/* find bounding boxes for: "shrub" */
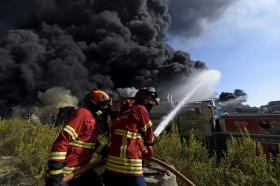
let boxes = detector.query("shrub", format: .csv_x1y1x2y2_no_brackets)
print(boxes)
154,126,280,186
220,129,279,186
273,145,280,183
16,124,59,185
155,125,219,186
0,119,59,185
0,119,30,155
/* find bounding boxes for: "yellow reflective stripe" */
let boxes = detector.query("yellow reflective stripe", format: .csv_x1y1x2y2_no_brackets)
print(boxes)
48,169,64,175
63,125,78,140
48,152,67,160
48,166,80,175
141,120,152,132
63,166,80,174
69,140,95,149
106,162,143,175
114,129,143,139
120,136,127,158
107,155,142,167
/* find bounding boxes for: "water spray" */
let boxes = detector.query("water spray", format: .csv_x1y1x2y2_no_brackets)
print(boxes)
154,81,203,136
154,70,221,137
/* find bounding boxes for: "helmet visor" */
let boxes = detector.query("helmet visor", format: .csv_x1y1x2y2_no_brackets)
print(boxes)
98,98,112,109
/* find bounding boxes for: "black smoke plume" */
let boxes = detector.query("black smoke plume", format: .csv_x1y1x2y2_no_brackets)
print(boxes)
0,0,209,107
218,89,248,103
168,0,235,37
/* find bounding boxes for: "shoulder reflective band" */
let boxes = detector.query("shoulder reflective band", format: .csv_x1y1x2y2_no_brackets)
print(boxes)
63,125,78,140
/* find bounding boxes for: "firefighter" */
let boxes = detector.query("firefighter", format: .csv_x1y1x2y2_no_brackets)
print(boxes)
45,89,111,186
103,87,160,186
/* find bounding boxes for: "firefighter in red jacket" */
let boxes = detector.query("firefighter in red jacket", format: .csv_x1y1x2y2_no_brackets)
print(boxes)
46,89,111,186
103,87,160,186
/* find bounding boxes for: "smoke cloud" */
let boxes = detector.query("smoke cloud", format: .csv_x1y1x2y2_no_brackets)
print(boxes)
218,89,248,104
32,87,78,123
116,87,139,99
0,0,208,108
168,0,236,37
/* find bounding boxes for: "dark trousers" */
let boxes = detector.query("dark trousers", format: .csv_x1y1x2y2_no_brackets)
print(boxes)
46,170,103,186
102,170,147,186
69,170,103,186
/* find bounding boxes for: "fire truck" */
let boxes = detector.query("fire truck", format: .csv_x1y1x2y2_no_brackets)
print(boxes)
150,99,280,158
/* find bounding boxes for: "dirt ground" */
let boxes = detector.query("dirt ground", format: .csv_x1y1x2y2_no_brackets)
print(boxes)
0,156,15,179
0,155,34,186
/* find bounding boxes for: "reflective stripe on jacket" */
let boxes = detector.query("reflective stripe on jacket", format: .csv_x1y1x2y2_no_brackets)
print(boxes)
48,107,102,174
106,105,155,176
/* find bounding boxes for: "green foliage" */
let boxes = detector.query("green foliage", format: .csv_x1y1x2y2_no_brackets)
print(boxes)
155,126,280,186
0,119,30,155
0,119,59,185
154,124,186,170
155,125,219,186
220,130,279,186
16,125,59,184
273,145,280,184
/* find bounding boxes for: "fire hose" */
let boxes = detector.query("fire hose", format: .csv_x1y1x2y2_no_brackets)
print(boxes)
63,157,196,186
149,157,196,186
63,159,106,182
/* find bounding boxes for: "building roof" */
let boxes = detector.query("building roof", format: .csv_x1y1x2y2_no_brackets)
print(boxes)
222,113,280,118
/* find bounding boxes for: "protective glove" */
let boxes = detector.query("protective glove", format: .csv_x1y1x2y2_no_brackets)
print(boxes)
144,134,158,146
152,134,158,145
142,146,154,159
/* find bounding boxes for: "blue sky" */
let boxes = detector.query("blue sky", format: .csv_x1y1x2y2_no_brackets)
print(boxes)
168,0,280,107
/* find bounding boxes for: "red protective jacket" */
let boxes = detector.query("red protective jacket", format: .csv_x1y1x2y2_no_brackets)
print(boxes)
106,104,155,176
48,107,104,175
